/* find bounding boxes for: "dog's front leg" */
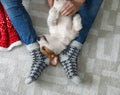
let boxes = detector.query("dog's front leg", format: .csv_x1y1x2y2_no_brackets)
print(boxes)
72,14,82,32
47,7,59,26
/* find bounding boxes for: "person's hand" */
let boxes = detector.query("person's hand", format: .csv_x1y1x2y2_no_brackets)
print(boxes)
60,0,85,16
48,0,54,8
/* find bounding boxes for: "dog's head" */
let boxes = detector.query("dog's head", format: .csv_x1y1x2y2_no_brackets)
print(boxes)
37,35,49,49
37,36,58,67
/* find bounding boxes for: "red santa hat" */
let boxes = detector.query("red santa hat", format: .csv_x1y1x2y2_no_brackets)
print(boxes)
0,3,22,51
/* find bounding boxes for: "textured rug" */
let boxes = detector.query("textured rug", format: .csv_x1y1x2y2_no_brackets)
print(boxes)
0,0,120,95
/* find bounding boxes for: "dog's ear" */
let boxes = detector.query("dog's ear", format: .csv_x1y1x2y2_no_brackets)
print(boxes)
50,55,58,67
37,36,48,42
37,36,41,41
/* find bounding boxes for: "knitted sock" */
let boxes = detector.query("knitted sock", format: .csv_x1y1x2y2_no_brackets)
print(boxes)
25,42,49,84
59,41,82,84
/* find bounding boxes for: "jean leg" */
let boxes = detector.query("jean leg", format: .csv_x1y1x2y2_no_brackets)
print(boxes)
75,0,103,44
0,0,37,45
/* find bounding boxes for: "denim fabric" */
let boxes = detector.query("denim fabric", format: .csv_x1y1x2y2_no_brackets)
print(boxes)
0,0,37,45
75,0,103,44
0,0,103,45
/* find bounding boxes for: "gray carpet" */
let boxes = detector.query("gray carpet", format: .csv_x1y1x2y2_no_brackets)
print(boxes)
0,0,120,95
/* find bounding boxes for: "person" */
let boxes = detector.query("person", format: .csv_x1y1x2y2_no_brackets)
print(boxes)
48,0,103,84
0,0,103,84
0,0,49,84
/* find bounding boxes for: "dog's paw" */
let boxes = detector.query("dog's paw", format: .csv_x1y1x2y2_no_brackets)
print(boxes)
47,18,57,26
73,14,82,31
47,7,59,25
49,7,59,19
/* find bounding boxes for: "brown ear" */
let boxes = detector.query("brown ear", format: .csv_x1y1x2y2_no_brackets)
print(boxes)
50,55,58,67
40,46,58,67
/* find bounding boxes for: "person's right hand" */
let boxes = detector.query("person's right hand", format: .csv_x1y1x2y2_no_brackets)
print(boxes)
60,0,85,16
48,0,54,8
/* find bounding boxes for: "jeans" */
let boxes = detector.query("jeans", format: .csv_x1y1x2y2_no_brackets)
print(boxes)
0,0,103,45
0,0,37,45
75,0,103,44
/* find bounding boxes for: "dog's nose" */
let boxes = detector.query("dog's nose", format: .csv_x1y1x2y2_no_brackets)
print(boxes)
37,37,40,41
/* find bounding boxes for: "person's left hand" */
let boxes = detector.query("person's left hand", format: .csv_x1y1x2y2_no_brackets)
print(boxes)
60,0,85,16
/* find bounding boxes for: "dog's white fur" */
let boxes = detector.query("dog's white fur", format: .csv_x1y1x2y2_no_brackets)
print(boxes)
38,0,82,54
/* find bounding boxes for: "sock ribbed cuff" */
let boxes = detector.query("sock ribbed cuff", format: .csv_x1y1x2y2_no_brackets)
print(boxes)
26,42,39,51
70,41,82,49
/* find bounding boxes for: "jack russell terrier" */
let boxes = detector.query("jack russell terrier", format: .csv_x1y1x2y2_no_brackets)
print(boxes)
37,0,82,66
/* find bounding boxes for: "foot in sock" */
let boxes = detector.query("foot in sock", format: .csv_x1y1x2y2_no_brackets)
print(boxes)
25,49,49,84
59,41,82,84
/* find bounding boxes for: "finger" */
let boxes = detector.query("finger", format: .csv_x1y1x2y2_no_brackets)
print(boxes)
60,1,70,13
64,9,75,16
61,4,74,15
63,7,73,16
62,7,72,16
62,7,76,16
61,8,68,15
65,5,73,12
64,11,73,16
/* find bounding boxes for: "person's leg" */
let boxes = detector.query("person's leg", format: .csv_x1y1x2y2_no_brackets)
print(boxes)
59,0,103,84
0,0,49,84
75,0,103,44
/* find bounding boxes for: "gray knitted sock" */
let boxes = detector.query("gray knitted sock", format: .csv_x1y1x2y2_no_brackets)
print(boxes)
25,42,49,84
59,41,82,84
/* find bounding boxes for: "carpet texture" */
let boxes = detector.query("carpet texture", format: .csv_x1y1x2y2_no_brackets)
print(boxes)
0,0,120,95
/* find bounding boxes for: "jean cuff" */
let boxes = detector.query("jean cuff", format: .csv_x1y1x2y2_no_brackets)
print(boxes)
70,41,82,49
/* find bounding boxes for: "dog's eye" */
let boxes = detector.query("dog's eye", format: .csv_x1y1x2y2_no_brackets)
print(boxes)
43,36,48,42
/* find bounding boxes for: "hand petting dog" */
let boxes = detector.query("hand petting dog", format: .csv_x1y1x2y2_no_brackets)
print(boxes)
48,0,85,16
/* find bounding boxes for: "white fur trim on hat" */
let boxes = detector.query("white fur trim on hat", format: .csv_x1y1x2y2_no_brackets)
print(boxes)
0,41,22,52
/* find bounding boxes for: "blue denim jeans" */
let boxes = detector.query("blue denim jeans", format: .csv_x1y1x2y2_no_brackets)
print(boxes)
0,0,103,45
0,0,37,45
75,0,103,44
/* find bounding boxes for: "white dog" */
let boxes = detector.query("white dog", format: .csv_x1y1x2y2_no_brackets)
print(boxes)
38,0,82,66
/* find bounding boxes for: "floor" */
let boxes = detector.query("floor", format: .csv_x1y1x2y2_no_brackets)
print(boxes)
0,0,120,95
